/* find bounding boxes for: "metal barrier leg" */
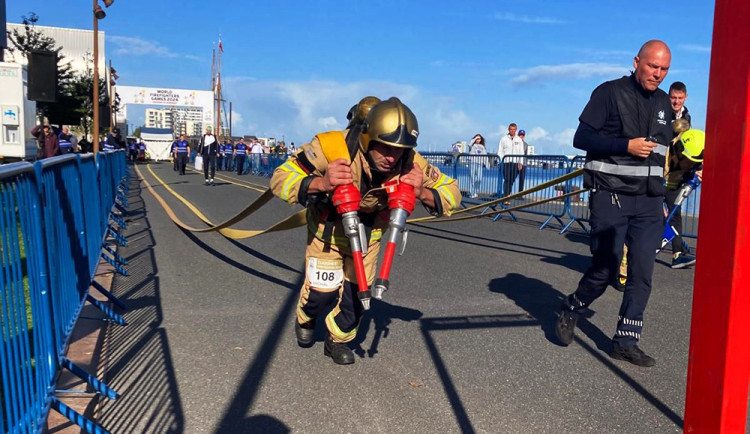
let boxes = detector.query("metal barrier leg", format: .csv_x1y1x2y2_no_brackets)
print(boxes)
493,208,517,222
107,225,127,247
91,280,128,310
539,215,565,231
103,243,129,266
51,397,112,434
114,201,128,216
60,357,120,400
110,213,128,230
560,217,589,235
86,294,128,326
101,251,129,276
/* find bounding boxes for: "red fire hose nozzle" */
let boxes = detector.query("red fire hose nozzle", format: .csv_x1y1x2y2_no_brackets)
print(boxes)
332,184,372,309
373,182,416,300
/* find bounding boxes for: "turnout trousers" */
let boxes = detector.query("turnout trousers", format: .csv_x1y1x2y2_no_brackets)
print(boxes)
565,189,663,346
297,233,380,344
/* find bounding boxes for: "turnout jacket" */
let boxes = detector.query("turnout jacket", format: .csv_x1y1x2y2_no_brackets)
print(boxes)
575,75,671,196
270,130,460,247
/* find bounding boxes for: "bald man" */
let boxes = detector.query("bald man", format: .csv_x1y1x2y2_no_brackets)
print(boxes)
555,40,673,367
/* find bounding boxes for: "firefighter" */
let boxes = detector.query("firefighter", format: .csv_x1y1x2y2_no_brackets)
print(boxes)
270,97,460,365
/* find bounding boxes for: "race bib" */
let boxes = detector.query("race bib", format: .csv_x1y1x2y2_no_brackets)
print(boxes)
307,258,344,289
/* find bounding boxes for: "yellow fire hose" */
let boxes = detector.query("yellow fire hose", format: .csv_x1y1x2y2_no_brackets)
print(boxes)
135,164,585,238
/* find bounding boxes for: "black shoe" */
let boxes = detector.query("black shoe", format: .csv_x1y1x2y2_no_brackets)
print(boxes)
611,344,656,367
324,334,354,365
294,320,315,346
555,309,578,346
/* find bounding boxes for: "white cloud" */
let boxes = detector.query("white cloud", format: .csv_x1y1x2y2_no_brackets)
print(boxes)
522,127,577,154
494,12,565,24
507,63,629,86
108,35,201,61
678,44,711,53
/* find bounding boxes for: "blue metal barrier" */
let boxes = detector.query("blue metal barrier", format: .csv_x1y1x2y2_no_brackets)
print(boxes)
561,156,590,234
1,151,128,433
502,155,571,230
0,162,57,434
454,154,500,199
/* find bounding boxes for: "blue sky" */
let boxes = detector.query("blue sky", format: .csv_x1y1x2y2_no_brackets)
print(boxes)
7,1,715,153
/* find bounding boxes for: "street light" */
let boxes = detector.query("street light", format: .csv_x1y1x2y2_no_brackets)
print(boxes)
93,0,114,154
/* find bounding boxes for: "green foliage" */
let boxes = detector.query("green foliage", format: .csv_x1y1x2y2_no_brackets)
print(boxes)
133,126,142,138
5,12,119,133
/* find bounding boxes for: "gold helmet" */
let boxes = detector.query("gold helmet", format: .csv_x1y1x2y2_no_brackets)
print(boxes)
361,97,419,152
347,96,381,128
672,118,690,135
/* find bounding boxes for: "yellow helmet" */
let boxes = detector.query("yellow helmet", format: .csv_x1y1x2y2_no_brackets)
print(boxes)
347,96,381,128
361,97,419,152
679,129,705,163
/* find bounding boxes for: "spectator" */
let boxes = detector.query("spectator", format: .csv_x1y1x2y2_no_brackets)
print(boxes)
170,137,179,170
78,137,92,153
555,40,673,367
250,138,263,174
174,134,190,175
665,81,697,268
58,126,74,154
224,138,235,171
138,139,147,161
497,123,524,203
468,134,487,198
197,126,219,184
103,128,121,151
669,81,691,125
289,142,295,154
30,124,59,159
517,129,530,191
234,138,248,175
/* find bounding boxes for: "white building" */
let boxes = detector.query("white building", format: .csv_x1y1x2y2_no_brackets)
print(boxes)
6,23,106,75
527,145,536,156
145,108,173,129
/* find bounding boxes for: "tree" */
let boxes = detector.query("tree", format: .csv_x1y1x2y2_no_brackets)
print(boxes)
6,13,74,114
132,127,142,138
5,12,116,133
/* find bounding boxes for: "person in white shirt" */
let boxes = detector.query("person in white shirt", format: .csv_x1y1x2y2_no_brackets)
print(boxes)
497,123,525,201
250,139,263,174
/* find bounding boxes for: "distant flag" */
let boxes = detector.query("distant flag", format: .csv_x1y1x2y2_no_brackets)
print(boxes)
218,39,224,53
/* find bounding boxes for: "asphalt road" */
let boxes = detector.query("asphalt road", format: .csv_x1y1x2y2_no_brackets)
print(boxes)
96,161,699,434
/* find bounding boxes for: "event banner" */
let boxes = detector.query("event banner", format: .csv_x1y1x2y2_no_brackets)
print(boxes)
115,85,214,124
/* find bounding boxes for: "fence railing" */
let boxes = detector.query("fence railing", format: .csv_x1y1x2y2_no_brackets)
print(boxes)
0,150,129,434
190,150,701,238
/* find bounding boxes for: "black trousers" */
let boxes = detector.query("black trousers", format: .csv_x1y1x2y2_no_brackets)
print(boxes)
503,162,519,196
565,190,663,347
665,188,684,254
203,154,216,180
235,155,246,175
518,166,526,191
177,154,188,175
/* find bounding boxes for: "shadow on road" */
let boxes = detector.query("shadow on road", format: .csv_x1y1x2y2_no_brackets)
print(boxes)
98,171,185,433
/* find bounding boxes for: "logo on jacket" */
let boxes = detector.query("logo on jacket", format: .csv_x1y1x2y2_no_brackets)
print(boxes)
657,110,667,125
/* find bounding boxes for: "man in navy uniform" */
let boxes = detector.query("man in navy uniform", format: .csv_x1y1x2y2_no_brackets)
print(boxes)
555,40,673,367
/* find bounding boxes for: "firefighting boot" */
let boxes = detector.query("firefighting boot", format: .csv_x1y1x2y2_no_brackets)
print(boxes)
294,320,315,347
324,334,355,365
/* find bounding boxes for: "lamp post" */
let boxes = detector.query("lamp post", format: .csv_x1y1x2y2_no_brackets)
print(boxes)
92,0,114,154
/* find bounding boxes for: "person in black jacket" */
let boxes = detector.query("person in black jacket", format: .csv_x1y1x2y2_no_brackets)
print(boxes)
555,40,673,367
197,126,219,185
